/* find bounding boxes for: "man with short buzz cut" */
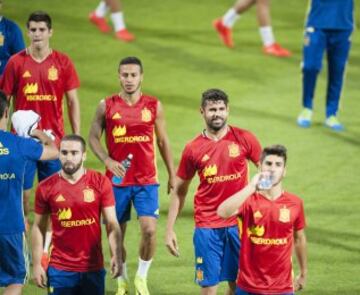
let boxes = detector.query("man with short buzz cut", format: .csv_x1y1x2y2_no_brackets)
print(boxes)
0,90,58,295
166,89,261,295
0,10,81,262
218,145,307,295
32,134,122,295
89,56,175,295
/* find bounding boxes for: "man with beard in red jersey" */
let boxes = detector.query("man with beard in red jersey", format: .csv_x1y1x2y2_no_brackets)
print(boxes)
89,56,175,295
32,135,122,295
166,89,261,295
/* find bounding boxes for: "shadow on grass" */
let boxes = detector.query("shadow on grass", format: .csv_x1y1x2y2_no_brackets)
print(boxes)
306,226,360,254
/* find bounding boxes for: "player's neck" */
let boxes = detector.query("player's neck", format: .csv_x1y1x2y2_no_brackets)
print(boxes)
60,167,86,184
204,125,228,141
0,120,6,131
28,45,52,62
262,183,283,200
120,90,142,106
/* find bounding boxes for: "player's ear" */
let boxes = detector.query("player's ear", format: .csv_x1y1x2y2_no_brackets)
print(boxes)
200,107,204,115
82,151,87,162
49,28,53,37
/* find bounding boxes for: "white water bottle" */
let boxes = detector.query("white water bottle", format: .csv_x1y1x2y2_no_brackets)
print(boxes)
257,172,273,190
112,154,133,185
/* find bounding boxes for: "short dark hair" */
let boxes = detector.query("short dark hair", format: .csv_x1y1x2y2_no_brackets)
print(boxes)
118,56,143,73
61,134,86,152
27,11,52,29
201,88,229,108
0,90,9,119
260,145,287,165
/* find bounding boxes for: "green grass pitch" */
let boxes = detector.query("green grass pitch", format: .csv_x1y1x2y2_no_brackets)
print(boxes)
4,0,360,294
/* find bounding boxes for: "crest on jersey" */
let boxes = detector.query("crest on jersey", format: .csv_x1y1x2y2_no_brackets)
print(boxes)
228,143,240,158
196,269,203,282
83,188,95,203
201,154,210,162
112,125,126,137
55,194,66,202
141,107,151,122
112,112,121,120
0,33,4,46
23,83,38,94
203,164,217,178
196,257,203,264
22,70,32,78
304,36,310,46
48,65,58,81
279,207,290,223
57,208,72,220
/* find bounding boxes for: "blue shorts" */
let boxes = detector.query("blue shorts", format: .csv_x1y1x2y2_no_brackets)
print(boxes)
23,159,61,190
47,266,106,295
113,184,159,223
236,287,294,295
193,225,240,287
0,233,27,287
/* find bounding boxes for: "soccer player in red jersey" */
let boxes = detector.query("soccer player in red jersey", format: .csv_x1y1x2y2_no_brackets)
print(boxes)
0,10,81,262
213,0,291,57
218,145,307,295
31,135,122,295
166,89,261,295
89,56,175,295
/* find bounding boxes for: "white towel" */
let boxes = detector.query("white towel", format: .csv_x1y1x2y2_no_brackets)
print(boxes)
11,110,41,138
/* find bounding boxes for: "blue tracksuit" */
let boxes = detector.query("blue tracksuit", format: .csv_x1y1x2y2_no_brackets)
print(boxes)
0,17,25,75
302,0,353,117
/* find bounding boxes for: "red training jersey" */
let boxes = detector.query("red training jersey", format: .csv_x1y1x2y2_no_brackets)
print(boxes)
0,49,80,145
104,94,158,186
35,170,115,272
237,191,306,294
177,126,261,228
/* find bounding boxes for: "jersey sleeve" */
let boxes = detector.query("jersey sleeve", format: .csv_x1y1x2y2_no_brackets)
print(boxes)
176,144,196,180
63,55,80,91
35,184,50,214
17,137,43,162
294,200,306,231
243,130,262,165
100,176,115,208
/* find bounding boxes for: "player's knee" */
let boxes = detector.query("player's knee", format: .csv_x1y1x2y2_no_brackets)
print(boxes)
141,226,156,240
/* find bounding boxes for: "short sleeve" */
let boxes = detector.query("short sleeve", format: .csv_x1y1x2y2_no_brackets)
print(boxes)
18,137,43,162
35,184,50,214
243,131,262,165
176,144,196,180
294,200,306,231
100,176,115,208
63,55,80,91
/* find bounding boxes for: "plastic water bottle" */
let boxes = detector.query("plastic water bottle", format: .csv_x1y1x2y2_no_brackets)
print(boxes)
112,154,133,185
257,172,273,190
